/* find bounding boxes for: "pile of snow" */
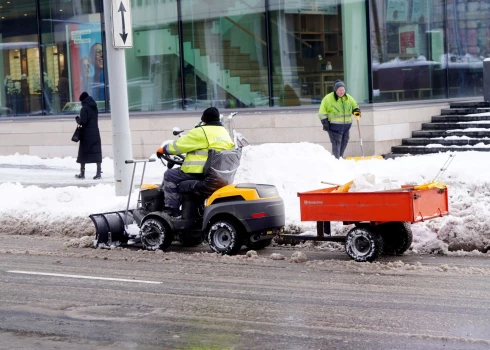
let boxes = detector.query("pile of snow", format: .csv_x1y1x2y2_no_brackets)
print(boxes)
0,144,490,255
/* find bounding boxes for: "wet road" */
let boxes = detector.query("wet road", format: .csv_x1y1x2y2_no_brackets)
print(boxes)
0,236,489,349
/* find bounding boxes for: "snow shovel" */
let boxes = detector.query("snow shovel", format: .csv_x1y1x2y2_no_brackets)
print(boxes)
346,113,384,161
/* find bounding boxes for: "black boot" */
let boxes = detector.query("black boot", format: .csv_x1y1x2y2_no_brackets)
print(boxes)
93,163,102,180
75,164,85,179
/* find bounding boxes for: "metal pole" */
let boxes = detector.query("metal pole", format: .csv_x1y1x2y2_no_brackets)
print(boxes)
124,161,137,228
102,0,133,196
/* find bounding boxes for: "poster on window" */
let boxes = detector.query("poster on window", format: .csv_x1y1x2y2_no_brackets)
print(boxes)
399,25,419,55
411,0,429,23
68,23,105,102
285,0,338,15
387,0,408,22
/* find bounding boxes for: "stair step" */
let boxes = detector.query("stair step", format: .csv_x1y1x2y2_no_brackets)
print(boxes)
240,76,267,84
431,115,490,122
440,107,490,115
224,62,260,70
230,69,265,77
421,122,490,130
391,146,490,154
402,138,490,146
382,153,411,159
412,130,490,137
449,101,490,109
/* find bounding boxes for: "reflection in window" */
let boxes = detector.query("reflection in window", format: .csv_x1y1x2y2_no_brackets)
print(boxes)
0,0,39,117
370,0,486,102
127,1,182,111
181,0,268,110
269,0,367,106
41,11,105,113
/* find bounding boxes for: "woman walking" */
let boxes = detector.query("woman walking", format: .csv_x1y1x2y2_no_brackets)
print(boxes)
75,92,102,179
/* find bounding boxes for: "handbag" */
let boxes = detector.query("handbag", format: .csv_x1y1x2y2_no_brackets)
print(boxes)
71,125,82,143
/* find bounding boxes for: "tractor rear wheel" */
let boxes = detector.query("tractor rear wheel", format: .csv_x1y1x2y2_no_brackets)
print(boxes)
208,220,243,255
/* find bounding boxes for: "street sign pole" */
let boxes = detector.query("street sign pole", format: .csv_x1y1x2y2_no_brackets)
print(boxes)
103,0,134,196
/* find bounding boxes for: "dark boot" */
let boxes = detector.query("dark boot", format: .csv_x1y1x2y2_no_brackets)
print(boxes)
75,164,85,179
93,163,102,180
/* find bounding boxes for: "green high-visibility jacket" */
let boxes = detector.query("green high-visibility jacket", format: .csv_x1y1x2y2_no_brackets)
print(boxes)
164,125,234,174
318,92,359,133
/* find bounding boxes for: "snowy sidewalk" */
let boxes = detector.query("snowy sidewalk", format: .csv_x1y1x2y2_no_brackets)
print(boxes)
0,157,162,188
0,146,490,256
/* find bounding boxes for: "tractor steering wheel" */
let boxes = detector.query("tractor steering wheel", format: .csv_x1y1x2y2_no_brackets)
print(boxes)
160,153,185,167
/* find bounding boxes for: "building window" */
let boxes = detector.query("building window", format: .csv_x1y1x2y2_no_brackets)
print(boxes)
180,0,268,110
269,0,368,106
370,0,486,102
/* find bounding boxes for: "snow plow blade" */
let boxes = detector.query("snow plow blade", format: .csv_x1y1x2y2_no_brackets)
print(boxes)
90,211,134,248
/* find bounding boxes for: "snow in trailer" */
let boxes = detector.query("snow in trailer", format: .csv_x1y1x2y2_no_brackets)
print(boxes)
0,142,489,257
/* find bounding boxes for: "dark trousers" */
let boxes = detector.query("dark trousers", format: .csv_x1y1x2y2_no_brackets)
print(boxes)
327,130,350,159
163,168,201,209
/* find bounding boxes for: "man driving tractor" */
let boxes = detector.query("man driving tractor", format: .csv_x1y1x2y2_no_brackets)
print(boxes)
156,107,235,217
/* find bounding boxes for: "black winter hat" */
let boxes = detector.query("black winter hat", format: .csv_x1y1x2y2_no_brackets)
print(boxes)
201,107,220,123
79,92,89,102
333,80,345,92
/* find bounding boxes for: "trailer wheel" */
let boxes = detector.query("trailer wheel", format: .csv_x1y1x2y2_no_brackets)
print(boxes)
208,220,243,255
179,236,204,247
378,222,413,255
345,227,384,262
245,237,273,250
140,217,173,251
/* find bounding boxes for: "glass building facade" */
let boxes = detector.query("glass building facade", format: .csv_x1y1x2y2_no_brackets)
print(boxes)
0,0,487,117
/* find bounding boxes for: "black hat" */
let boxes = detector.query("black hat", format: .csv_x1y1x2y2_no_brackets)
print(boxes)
201,107,220,123
79,92,89,102
333,80,345,92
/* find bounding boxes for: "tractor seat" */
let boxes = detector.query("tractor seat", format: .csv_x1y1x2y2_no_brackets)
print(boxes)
177,179,214,198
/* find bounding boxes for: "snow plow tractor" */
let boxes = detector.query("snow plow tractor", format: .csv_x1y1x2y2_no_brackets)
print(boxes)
90,158,285,255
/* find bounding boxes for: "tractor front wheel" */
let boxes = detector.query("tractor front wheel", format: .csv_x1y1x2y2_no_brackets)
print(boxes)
140,217,173,251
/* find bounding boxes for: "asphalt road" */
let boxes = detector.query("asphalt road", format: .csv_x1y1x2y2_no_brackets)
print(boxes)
0,235,489,350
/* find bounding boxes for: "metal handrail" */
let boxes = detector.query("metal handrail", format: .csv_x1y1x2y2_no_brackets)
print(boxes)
223,16,267,46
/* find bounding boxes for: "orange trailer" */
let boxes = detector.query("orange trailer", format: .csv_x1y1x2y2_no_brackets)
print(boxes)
283,186,449,262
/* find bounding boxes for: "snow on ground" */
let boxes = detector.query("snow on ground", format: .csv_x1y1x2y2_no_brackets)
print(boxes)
0,144,490,256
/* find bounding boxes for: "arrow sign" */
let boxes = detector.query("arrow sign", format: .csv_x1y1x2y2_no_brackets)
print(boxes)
112,0,132,48
118,2,128,44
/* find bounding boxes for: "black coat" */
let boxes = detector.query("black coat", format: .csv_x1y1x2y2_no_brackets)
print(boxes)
76,96,102,164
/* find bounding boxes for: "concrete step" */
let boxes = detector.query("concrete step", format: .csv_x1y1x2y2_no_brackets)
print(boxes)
412,130,490,137
402,138,490,146
421,122,490,130
382,153,411,159
431,115,490,122
440,107,490,115
449,101,490,109
391,145,490,154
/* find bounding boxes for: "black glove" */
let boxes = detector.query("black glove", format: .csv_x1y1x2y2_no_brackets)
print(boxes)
321,118,329,131
353,108,361,117
75,116,81,124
